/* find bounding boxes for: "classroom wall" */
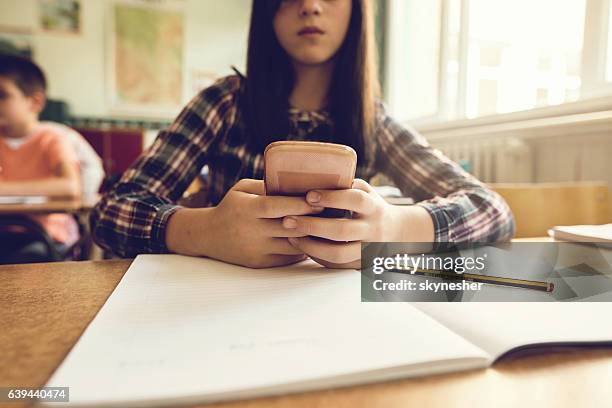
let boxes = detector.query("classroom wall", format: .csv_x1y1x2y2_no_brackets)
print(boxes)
0,0,250,119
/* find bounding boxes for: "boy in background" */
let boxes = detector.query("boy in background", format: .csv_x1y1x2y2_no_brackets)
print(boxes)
40,121,105,198
0,54,80,263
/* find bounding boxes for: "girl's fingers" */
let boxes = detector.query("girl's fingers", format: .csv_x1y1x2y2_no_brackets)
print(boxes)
268,237,305,255
282,216,368,241
310,256,361,270
352,178,375,193
253,195,322,219
288,237,361,265
233,178,265,195
305,188,376,215
263,219,310,238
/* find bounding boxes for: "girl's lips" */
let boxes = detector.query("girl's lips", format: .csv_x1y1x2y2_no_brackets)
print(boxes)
298,26,324,36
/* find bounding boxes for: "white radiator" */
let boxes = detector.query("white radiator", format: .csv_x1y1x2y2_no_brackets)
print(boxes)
431,137,533,183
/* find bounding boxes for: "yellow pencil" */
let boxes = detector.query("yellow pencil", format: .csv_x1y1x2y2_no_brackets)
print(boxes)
390,267,554,292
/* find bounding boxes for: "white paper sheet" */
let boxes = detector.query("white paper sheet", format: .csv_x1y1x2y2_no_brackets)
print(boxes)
414,303,612,359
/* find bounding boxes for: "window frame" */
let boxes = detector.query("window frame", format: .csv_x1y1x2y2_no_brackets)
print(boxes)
384,0,612,126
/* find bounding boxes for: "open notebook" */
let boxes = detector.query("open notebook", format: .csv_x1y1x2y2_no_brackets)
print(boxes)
549,224,612,248
44,254,612,407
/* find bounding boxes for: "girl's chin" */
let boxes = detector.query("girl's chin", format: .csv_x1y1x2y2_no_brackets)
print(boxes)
291,53,335,67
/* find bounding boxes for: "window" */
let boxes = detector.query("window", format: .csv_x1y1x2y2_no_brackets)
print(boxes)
464,0,584,118
386,0,610,123
384,0,442,120
607,2,612,82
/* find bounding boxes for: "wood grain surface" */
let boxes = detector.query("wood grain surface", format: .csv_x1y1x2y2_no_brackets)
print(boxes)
2,260,612,408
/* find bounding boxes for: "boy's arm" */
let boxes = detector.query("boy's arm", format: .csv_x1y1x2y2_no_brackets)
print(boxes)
0,159,80,197
0,131,81,198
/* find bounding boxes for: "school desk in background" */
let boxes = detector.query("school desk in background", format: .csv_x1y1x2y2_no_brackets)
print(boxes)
0,195,99,261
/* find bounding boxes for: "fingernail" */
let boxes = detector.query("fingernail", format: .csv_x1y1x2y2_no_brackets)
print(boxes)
283,217,297,229
311,206,324,212
307,191,321,203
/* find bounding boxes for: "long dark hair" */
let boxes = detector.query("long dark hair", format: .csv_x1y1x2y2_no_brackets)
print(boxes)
244,0,379,166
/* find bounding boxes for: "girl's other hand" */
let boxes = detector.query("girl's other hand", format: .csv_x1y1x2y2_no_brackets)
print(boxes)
282,179,434,269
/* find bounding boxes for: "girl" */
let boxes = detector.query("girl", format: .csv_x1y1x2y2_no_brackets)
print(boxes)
91,0,515,269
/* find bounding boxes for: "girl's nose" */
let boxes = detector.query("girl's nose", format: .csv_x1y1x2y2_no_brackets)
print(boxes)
299,0,322,17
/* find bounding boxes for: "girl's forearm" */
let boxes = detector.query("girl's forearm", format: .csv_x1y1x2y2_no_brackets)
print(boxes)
392,205,435,244
0,178,80,198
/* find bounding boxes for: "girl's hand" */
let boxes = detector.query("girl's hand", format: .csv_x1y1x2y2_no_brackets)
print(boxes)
166,178,322,268
281,179,434,269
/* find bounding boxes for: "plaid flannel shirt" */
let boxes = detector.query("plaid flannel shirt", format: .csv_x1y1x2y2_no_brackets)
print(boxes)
91,75,515,257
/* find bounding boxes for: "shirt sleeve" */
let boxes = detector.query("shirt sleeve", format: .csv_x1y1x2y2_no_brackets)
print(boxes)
90,76,240,257
45,122,106,195
374,104,515,249
45,131,79,173
65,125,105,195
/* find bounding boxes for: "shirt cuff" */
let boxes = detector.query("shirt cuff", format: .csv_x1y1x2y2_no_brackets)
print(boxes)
415,202,454,251
150,204,184,253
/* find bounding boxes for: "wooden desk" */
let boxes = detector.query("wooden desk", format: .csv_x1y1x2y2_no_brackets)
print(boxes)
2,260,612,408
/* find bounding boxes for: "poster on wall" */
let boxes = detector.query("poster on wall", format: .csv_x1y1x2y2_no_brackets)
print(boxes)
39,0,81,34
107,0,185,118
190,69,219,98
0,27,34,57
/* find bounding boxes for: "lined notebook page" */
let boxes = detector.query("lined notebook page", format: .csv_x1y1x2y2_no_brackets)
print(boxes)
414,303,612,359
45,254,488,407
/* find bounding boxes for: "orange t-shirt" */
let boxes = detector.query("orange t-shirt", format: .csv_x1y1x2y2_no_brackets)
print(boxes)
0,126,79,245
